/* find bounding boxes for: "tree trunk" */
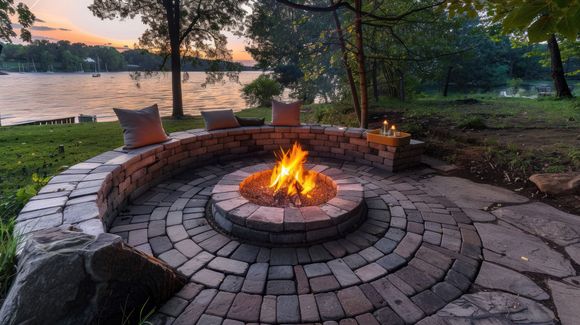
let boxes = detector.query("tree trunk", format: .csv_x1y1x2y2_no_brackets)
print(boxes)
165,0,184,118
372,60,379,102
331,5,361,124
443,66,452,97
547,34,573,98
398,69,405,101
354,0,368,129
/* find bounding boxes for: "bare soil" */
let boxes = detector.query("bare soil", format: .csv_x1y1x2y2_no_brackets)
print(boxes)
369,112,580,215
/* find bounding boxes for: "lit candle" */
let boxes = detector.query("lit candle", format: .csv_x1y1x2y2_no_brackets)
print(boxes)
382,120,388,135
390,125,397,137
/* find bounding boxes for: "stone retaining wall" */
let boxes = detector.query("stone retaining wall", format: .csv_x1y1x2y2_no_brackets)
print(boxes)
15,125,424,241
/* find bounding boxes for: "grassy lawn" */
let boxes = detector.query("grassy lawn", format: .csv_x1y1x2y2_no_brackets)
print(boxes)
0,107,272,196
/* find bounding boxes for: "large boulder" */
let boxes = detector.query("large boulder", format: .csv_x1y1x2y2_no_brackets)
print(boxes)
0,227,186,325
529,172,580,195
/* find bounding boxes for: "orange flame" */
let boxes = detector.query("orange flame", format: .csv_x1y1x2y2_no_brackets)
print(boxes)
270,142,316,197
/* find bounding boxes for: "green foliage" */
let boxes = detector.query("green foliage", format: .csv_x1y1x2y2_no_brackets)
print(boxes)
89,0,247,65
448,0,580,42
120,298,156,325
0,108,271,196
458,117,487,130
305,104,359,127
241,75,283,107
508,78,524,94
0,40,126,72
0,0,35,45
0,215,18,298
0,173,46,298
568,149,580,168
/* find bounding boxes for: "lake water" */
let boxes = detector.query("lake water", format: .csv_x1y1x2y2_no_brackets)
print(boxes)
0,71,262,126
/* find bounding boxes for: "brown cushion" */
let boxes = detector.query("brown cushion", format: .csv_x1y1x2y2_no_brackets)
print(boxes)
201,109,240,131
235,116,265,127
113,104,170,149
271,100,301,126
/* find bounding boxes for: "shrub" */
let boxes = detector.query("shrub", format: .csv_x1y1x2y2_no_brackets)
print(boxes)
0,173,49,297
0,217,18,297
507,78,523,95
241,75,283,107
458,117,487,130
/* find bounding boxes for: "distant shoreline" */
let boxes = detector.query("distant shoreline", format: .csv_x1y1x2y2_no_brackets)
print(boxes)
0,70,259,75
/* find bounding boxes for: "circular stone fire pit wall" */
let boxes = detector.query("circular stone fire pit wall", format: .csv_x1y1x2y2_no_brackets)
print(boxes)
211,164,366,245
15,125,424,246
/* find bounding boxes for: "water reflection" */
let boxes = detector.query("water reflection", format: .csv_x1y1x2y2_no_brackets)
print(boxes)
0,71,261,125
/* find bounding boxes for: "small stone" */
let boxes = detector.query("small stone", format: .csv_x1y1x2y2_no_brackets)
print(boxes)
529,172,580,195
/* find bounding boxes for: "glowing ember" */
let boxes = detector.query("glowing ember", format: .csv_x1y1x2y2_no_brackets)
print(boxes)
270,142,316,198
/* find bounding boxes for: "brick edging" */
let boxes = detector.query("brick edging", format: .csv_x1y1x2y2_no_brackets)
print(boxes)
15,125,424,243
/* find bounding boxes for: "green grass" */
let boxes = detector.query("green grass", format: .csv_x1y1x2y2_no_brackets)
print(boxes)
0,107,271,196
0,216,18,297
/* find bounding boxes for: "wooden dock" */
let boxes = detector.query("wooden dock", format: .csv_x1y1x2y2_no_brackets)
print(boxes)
9,116,76,126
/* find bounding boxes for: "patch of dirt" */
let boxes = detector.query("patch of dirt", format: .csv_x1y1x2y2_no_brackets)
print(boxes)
368,113,580,215
467,128,580,153
428,136,580,215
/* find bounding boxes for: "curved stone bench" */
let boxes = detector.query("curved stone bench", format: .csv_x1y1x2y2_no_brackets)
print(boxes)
15,125,424,240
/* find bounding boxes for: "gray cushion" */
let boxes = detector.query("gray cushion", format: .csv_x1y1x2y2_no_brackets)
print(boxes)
202,109,240,131
236,116,265,126
271,100,301,126
113,104,170,149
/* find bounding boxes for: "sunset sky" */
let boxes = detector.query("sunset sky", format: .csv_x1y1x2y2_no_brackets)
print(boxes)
16,0,253,62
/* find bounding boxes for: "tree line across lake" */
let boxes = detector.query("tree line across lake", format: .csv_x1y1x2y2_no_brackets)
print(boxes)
0,40,251,73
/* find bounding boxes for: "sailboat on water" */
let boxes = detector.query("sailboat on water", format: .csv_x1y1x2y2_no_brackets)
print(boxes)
92,56,101,78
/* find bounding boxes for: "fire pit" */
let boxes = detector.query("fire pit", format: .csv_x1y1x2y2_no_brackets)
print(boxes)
210,143,366,245
240,143,336,207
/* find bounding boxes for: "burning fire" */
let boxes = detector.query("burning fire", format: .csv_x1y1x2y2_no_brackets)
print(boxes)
269,142,316,198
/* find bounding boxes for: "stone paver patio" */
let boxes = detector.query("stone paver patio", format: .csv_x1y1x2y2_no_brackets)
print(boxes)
108,156,580,324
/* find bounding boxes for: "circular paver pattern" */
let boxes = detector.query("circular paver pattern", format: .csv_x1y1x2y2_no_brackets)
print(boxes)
110,157,483,324
211,163,366,246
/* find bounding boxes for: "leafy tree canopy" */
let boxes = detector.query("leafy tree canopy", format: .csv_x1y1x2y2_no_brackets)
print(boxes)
89,0,247,65
0,0,35,50
448,0,580,42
